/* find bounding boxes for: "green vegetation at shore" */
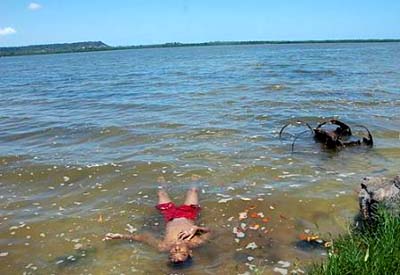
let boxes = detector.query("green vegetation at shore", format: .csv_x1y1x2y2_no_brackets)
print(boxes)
309,208,400,275
1,39,400,57
0,41,111,57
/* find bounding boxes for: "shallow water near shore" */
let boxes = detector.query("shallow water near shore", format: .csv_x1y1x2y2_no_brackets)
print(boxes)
1,43,400,274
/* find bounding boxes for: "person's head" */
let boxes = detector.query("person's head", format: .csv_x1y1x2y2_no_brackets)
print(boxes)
169,243,192,264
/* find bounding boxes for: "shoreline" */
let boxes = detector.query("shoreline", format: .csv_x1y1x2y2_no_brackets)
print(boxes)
1,38,400,58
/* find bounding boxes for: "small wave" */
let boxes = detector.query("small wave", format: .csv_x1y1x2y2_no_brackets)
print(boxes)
263,84,289,91
293,69,337,76
188,128,242,139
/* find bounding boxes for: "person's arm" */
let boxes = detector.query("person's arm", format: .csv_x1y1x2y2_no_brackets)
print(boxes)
103,232,162,250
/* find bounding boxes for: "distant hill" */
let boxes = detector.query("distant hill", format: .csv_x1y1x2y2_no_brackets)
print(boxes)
0,41,111,57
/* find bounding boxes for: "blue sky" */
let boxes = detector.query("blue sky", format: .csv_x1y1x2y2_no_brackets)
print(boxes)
0,0,399,47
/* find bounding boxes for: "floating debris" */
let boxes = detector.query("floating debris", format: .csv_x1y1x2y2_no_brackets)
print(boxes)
273,267,288,275
249,224,260,230
232,227,245,238
74,243,83,250
245,242,258,250
338,172,355,178
278,174,301,179
54,247,96,268
297,233,328,251
299,233,320,242
240,197,251,201
218,198,233,203
292,268,305,274
239,212,248,220
245,263,257,271
125,224,137,233
9,223,26,231
277,260,290,268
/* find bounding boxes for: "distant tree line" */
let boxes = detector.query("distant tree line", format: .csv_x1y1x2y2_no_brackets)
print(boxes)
0,41,111,57
1,39,399,57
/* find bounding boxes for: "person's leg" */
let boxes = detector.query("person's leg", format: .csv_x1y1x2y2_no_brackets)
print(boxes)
156,189,175,222
158,189,172,204
184,187,199,205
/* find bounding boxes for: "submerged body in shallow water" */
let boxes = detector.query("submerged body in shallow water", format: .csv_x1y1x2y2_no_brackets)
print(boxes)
103,188,211,264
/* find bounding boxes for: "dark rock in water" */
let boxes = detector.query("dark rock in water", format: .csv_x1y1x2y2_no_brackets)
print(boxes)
358,175,400,223
295,240,326,252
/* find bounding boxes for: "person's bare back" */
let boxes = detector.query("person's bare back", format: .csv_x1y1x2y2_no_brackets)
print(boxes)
103,188,211,264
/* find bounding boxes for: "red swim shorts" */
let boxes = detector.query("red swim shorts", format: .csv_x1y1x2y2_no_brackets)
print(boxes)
156,202,200,222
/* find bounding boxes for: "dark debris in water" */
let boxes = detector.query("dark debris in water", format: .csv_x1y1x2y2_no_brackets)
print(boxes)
294,239,327,252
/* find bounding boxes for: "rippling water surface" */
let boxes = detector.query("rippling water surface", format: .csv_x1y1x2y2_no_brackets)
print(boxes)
1,43,400,274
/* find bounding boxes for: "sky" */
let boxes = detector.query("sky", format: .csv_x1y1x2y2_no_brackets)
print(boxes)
0,0,399,47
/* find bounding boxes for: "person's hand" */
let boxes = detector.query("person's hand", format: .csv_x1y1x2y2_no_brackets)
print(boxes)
178,226,210,240
178,227,197,240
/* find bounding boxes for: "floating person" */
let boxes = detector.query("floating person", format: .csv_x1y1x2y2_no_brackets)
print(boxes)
103,187,211,264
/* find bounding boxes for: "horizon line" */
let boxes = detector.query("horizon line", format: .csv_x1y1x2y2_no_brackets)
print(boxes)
2,37,400,49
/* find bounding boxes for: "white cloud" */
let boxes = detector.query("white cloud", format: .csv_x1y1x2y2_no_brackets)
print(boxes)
0,27,16,36
28,2,42,11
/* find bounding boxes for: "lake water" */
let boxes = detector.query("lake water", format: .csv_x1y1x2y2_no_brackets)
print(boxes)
0,43,400,274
